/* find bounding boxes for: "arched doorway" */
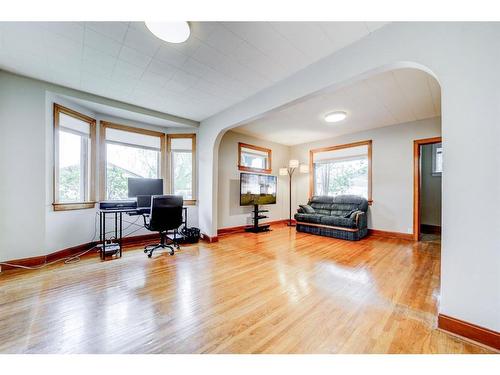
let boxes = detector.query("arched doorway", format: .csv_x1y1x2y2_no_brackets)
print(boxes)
202,64,441,239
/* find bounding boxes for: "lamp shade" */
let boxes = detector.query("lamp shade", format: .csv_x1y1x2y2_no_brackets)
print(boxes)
279,168,288,176
299,164,309,173
289,159,299,168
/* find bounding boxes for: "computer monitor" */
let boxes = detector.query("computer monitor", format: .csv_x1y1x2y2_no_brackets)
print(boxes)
127,178,163,198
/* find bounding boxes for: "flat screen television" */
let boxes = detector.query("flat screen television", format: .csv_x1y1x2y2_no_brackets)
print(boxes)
240,172,277,206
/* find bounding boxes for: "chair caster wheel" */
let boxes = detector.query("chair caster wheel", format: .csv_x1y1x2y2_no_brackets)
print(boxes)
147,253,152,258
144,249,148,253
170,251,175,256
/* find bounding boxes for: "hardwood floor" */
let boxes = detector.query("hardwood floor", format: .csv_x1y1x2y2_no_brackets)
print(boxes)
0,225,493,354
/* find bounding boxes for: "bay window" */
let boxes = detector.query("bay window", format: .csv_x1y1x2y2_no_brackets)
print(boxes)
54,111,197,207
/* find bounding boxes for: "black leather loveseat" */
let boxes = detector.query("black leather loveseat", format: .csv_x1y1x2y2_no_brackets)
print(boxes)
294,195,368,241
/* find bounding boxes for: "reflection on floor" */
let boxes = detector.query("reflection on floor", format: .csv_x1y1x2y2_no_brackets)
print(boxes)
0,225,492,354
420,233,441,244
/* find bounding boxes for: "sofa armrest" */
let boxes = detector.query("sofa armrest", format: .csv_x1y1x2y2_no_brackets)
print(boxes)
350,210,367,229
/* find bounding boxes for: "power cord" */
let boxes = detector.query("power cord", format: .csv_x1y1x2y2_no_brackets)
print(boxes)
1,214,147,271
0,247,99,270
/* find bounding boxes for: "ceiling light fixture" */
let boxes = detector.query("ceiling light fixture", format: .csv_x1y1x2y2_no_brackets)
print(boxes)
324,111,347,123
145,21,191,44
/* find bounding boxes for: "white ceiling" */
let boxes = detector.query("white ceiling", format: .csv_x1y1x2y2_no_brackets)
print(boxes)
0,22,387,122
232,68,441,146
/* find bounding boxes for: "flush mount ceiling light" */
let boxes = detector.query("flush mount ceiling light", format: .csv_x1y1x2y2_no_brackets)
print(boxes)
145,22,190,43
324,111,347,123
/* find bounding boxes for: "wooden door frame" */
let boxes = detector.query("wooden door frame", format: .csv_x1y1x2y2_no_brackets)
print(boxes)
413,136,442,241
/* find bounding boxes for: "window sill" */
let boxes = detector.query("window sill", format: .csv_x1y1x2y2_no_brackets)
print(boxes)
93,199,196,206
53,202,96,211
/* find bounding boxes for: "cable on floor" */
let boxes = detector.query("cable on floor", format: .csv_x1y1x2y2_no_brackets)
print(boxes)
1,214,147,271
0,247,99,270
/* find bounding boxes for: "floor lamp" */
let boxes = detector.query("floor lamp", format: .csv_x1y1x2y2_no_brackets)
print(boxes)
280,160,309,226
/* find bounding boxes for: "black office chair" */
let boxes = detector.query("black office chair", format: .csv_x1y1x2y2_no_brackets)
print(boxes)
143,195,184,258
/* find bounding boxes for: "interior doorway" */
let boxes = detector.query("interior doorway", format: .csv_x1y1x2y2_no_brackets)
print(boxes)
413,137,442,241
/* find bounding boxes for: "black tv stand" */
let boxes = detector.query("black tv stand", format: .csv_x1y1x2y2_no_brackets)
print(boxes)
245,204,271,233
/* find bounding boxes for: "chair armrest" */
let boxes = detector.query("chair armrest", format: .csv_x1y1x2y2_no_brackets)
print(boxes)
297,207,305,213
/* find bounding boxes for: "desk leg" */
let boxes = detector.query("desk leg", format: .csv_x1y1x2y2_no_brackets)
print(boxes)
101,212,106,260
99,212,102,260
184,207,188,228
119,212,123,257
102,213,106,260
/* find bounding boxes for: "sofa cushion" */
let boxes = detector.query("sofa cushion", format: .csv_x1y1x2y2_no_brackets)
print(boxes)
320,215,357,229
294,213,325,224
309,196,335,204
309,195,368,217
299,204,315,214
332,195,368,212
309,202,332,215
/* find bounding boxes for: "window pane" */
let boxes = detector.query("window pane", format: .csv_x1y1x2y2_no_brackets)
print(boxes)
59,113,90,135
171,137,192,150
313,144,369,199
241,146,267,157
433,145,443,174
172,151,192,199
240,146,269,170
242,152,266,169
106,143,160,200
314,158,368,198
106,128,160,149
58,130,87,202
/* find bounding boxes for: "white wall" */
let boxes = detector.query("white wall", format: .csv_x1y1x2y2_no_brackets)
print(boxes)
290,117,441,234
198,23,500,331
421,144,442,227
217,131,290,229
0,71,198,261
0,71,46,262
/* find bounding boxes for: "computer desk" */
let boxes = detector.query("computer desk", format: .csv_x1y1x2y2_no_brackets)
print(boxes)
98,207,188,260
